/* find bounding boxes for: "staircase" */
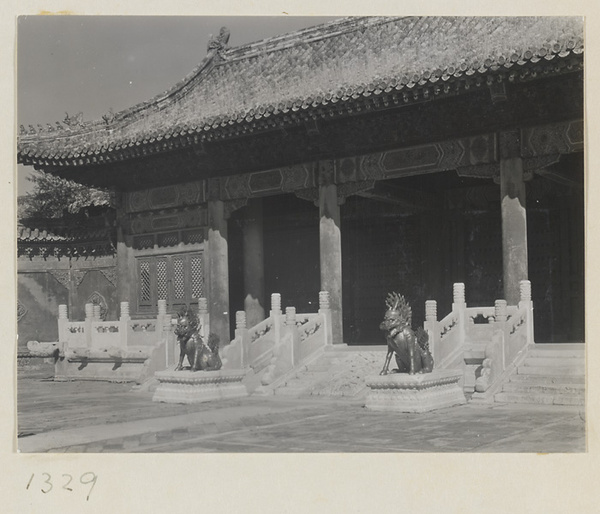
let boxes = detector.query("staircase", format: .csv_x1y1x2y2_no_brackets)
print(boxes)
273,352,336,397
495,344,585,406
273,346,387,398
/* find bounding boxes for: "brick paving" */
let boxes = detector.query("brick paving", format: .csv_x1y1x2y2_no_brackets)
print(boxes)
17,371,586,453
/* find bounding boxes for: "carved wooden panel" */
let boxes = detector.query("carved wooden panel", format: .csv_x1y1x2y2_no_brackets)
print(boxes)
127,207,208,235
521,120,583,158
125,180,206,213
220,163,314,200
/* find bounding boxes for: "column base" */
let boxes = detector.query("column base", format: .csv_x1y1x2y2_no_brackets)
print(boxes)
365,369,466,413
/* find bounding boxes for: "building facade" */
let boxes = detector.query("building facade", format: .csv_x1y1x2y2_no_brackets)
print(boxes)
18,17,584,347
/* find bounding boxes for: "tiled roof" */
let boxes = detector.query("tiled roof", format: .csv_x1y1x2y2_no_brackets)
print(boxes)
18,16,584,168
17,225,113,243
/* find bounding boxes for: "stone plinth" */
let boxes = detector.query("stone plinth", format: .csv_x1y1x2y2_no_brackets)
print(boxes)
365,369,466,413
153,367,248,404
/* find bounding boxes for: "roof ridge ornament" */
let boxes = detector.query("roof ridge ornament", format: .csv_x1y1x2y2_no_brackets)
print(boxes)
207,26,230,61
64,111,84,128
102,108,116,125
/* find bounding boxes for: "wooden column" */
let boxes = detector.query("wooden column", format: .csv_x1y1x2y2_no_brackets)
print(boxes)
319,182,344,345
208,199,230,346
242,199,266,328
115,193,133,306
500,131,528,305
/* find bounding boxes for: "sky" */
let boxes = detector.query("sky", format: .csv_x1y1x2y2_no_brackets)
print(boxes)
16,15,340,194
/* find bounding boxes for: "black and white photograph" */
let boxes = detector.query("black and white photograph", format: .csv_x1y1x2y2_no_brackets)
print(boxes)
6,5,597,512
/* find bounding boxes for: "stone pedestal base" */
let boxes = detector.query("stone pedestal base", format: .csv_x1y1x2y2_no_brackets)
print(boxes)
365,369,466,413
153,367,248,404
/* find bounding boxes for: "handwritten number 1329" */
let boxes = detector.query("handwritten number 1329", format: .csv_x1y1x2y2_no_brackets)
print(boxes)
26,472,97,500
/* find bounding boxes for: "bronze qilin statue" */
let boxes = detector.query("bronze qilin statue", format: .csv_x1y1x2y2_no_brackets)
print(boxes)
174,308,222,372
379,293,434,375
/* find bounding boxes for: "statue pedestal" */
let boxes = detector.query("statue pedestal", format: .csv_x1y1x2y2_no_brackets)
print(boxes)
152,367,248,404
365,369,465,413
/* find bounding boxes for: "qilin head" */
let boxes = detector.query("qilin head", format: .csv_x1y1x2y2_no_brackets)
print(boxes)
381,292,412,329
174,307,200,337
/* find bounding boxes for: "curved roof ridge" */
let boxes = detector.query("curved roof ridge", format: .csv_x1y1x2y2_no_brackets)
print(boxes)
18,16,584,167
223,16,398,61
19,17,402,142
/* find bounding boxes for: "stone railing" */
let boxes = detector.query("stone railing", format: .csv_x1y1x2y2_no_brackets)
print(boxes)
222,291,332,390
424,281,534,397
50,298,208,382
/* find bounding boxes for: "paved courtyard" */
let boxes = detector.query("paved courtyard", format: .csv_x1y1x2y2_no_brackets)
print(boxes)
17,367,586,453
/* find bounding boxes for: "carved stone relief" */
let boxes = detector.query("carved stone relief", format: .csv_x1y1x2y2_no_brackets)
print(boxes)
17,301,28,322
88,291,108,321
48,270,71,289
99,268,117,288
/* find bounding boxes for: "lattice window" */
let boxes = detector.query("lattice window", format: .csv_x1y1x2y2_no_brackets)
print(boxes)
135,251,204,312
156,259,167,300
190,255,204,298
133,235,155,250
173,257,185,299
183,229,204,244
139,261,151,302
157,232,179,248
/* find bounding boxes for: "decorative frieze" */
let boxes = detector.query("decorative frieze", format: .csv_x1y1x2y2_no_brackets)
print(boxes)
219,163,314,201
125,181,206,213
127,207,208,235
521,119,583,158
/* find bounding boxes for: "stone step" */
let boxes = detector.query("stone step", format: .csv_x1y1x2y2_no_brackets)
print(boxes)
517,365,584,377
522,356,585,368
502,382,584,394
495,391,584,406
528,348,585,359
509,373,585,385
305,359,336,372
273,371,328,396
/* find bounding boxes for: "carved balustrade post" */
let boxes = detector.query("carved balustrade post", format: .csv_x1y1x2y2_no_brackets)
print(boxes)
519,280,532,303
519,280,535,345
236,310,247,330
270,293,282,315
84,303,94,348
270,293,282,347
155,300,169,364
198,297,209,339
425,300,437,322
452,283,466,347
285,306,300,366
226,310,248,368
120,301,130,320
424,300,439,365
494,300,508,323
453,283,465,305
58,304,68,345
318,291,333,346
285,307,297,326
157,300,166,317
